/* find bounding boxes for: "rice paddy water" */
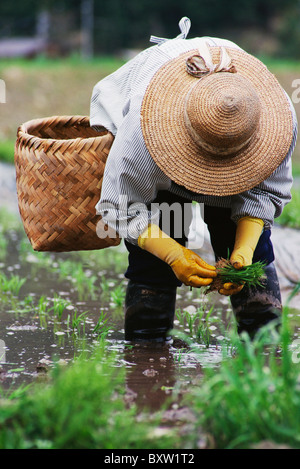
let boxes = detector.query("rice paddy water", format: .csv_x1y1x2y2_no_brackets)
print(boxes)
1,163,300,447
0,215,300,410
0,222,231,404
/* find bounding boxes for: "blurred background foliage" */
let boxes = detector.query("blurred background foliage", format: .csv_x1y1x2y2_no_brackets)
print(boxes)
1,0,300,58
1,0,300,168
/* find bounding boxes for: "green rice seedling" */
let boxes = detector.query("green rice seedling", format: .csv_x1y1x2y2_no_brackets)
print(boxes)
0,273,26,297
173,347,187,364
176,308,197,335
0,234,8,261
67,310,88,336
175,308,185,327
74,267,97,301
92,310,110,339
35,296,49,329
208,259,266,292
51,294,71,321
175,305,219,347
218,260,266,287
21,294,70,328
36,296,48,314
99,275,111,300
58,260,97,301
186,310,300,449
110,284,126,309
195,314,213,347
12,295,36,315
0,345,176,449
56,259,77,279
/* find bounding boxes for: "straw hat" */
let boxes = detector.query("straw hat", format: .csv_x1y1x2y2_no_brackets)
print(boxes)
141,44,294,196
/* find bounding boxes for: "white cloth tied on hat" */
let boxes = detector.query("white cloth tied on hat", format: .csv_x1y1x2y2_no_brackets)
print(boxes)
186,42,237,78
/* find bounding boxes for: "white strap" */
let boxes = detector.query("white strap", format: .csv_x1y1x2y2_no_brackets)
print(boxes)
177,17,191,39
150,16,191,44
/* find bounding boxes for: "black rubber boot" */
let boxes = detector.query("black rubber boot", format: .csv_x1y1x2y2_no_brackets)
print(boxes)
124,280,177,342
230,262,282,339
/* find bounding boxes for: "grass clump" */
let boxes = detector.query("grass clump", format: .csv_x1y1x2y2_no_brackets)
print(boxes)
0,272,26,298
208,259,266,292
186,312,300,449
0,345,175,449
217,259,266,287
175,304,220,347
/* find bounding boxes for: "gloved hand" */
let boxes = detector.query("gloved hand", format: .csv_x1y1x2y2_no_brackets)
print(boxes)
218,216,264,296
138,224,216,287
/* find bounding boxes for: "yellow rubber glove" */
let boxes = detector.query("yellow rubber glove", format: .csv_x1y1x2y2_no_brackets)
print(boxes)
230,216,264,268
138,224,217,287
219,216,264,296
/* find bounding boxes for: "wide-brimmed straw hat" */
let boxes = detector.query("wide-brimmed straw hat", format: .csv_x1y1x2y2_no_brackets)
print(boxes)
141,42,294,196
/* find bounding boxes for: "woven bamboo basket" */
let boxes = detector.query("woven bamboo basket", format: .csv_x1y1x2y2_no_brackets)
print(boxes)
14,115,121,252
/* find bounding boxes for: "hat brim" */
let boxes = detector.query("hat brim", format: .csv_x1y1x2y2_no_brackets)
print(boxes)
141,47,294,196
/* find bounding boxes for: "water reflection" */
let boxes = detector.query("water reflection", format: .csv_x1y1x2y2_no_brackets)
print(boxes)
1,229,300,413
124,341,178,410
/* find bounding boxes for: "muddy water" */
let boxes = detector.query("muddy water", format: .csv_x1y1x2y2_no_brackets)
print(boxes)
0,225,236,410
1,227,300,413
1,162,300,411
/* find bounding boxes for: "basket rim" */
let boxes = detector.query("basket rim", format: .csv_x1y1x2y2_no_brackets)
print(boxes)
17,115,108,143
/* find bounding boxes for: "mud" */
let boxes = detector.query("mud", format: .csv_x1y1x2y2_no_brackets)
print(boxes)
0,162,300,412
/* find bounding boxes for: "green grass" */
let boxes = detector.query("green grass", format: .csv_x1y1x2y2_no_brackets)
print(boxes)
0,54,125,72
0,56,125,163
0,212,300,448
0,273,26,296
292,162,300,177
1,310,300,449
277,188,300,229
257,56,300,71
0,55,125,146
186,309,300,449
0,344,175,449
0,140,15,164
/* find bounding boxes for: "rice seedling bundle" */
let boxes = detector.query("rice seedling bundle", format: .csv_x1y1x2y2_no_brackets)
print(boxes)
208,258,266,293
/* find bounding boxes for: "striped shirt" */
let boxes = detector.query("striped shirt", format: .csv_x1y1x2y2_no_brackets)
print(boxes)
90,18,298,245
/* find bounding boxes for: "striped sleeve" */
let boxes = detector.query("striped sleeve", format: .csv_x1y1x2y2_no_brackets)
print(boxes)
95,97,171,244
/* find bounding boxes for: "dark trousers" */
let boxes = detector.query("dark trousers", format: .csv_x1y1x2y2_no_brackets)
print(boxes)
124,191,275,287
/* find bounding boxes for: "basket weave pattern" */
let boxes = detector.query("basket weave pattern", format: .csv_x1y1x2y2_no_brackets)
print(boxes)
15,115,120,252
